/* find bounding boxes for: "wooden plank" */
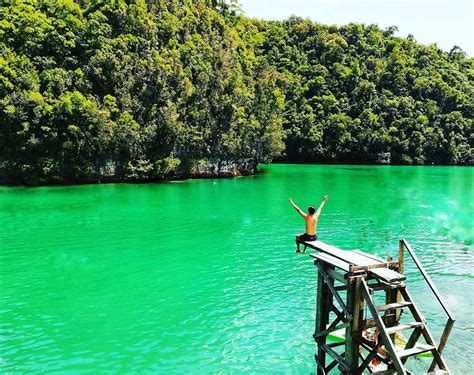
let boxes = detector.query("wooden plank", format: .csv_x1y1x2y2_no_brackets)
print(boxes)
385,322,423,335
303,240,383,266
307,240,406,284
397,344,434,358
369,267,406,283
369,282,405,291
376,302,412,312
311,252,351,272
351,262,398,272
353,249,385,263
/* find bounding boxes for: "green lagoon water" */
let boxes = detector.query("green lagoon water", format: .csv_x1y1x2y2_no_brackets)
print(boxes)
0,164,473,373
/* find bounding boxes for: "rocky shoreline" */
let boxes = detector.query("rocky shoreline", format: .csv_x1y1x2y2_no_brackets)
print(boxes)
0,159,259,187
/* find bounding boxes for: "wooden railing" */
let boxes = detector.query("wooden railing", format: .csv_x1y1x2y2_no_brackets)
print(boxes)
398,239,455,360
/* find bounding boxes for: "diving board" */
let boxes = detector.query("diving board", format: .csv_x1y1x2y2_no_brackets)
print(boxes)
298,239,405,283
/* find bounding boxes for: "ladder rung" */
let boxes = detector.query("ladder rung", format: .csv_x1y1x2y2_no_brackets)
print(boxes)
385,322,423,334
376,301,412,312
398,343,435,358
369,282,405,291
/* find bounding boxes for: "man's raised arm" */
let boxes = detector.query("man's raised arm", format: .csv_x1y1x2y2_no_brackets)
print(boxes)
316,195,328,216
288,197,306,218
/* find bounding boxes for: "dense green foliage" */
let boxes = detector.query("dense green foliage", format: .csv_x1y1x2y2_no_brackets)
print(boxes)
255,19,473,165
0,0,472,183
0,0,285,183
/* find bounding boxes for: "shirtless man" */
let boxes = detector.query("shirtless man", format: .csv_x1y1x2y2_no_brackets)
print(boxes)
288,195,328,253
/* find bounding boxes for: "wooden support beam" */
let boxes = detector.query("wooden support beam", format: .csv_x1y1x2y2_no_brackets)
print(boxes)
321,343,351,373
350,262,398,272
316,262,353,321
328,341,345,348
438,318,455,355
401,327,422,365
360,340,392,366
314,355,326,375
345,276,364,373
315,321,351,338
325,313,343,332
359,344,381,373
385,286,399,341
331,304,346,321
326,268,347,283
345,279,358,373
326,359,338,373
315,264,330,374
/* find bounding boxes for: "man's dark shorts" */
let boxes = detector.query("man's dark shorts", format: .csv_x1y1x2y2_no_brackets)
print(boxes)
297,233,318,242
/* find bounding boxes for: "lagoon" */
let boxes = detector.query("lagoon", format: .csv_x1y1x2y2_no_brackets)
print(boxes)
0,164,472,373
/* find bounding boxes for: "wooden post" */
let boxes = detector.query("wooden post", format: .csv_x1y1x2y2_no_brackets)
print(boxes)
314,261,331,374
345,276,363,373
397,241,405,325
384,255,402,328
398,240,404,274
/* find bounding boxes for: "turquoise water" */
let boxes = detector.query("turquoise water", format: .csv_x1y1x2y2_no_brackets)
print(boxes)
0,164,472,373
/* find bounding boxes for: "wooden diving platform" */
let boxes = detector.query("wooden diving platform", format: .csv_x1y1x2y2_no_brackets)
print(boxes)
302,237,454,374
297,239,406,284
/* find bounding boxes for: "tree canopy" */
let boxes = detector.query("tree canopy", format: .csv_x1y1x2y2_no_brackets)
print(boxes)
0,0,472,184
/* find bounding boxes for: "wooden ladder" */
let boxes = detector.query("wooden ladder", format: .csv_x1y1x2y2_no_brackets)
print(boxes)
360,279,450,374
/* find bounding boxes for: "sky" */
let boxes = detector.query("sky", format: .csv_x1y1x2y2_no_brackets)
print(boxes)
238,0,474,56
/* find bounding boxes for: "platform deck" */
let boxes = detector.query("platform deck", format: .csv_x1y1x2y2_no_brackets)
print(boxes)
301,239,405,283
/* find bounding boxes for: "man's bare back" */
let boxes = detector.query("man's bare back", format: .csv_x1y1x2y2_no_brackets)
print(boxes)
289,195,328,253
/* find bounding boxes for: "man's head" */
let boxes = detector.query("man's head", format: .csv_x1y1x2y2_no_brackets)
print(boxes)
308,206,315,215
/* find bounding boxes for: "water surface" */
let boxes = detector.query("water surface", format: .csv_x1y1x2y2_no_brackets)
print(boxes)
1,164,472,373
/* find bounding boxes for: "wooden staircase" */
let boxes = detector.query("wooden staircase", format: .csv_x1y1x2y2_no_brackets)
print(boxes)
360,279,449,374
299,238,455,375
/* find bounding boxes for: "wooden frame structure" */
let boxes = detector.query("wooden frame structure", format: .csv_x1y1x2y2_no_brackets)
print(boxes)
297,238,454,375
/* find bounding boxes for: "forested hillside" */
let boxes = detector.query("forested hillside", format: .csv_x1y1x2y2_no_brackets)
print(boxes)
0,0,472,184
254,19,473,165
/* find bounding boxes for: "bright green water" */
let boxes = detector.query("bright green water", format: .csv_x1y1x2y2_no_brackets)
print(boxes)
1,165,472,373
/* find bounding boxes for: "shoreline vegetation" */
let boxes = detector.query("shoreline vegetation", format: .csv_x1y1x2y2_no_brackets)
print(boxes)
1,0,472,186
2,161,470,188
0,158,259,186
